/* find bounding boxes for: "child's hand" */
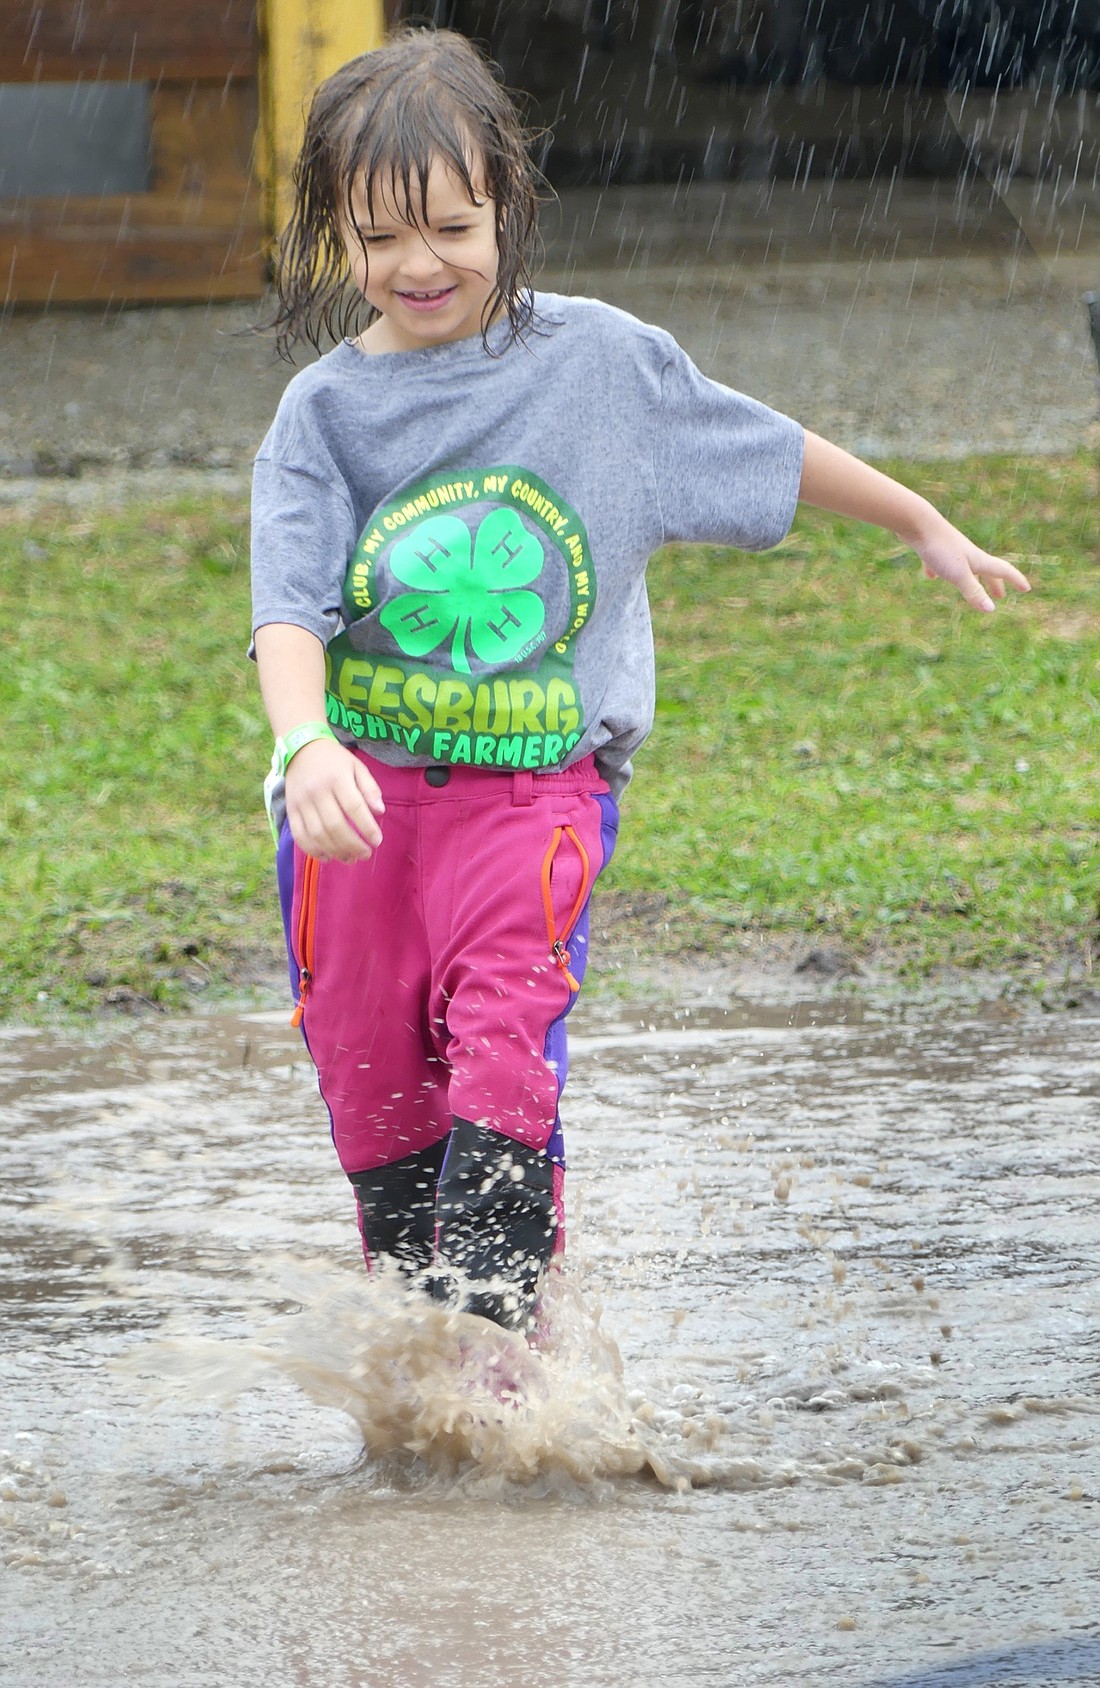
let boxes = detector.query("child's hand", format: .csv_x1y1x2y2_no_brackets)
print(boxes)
911,515,1031,613
285,738,385,863
797,435,1032,611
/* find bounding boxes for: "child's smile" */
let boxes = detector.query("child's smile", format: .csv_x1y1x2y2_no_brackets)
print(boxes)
344,158,500,354
395,285,459,313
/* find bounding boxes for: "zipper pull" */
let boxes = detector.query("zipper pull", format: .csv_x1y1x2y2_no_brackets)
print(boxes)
290,967,312,1027
552,941,581,992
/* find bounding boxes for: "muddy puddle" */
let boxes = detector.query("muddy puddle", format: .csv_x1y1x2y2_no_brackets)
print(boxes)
2,991,1098,1687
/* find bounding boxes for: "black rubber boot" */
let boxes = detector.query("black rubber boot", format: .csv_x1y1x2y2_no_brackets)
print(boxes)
348,1138,447,1279
430,1117,558,1332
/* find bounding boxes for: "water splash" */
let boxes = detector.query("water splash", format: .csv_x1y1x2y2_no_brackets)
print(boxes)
119,1252,949,1498
124,1261,731,1493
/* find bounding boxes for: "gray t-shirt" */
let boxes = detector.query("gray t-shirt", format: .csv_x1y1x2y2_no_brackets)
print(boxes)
251,291,804,799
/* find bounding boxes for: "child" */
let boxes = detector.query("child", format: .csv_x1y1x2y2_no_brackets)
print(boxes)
251,27,1029,1335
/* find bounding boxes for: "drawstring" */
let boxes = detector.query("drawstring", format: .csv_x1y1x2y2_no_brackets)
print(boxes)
540,825,591,992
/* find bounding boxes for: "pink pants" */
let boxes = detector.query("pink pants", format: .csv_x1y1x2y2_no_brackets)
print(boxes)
277,753,618,1193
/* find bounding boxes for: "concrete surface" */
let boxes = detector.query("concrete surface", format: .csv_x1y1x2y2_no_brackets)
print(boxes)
1,180,1097,495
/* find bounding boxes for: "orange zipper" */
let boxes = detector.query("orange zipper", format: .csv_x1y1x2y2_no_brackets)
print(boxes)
540,825,592,992
290,854,320,1027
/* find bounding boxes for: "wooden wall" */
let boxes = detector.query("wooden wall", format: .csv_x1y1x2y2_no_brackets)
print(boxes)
1,1,266,304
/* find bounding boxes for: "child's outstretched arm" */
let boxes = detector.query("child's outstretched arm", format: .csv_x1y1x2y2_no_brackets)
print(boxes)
254,622,384,863
797,431,1031,611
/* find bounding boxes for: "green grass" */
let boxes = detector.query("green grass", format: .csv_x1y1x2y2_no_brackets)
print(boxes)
0,454,1096,1017
636,454,1098,974
0,499,268,1016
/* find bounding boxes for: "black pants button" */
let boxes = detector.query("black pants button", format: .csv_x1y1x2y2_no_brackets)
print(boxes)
424,766,451,787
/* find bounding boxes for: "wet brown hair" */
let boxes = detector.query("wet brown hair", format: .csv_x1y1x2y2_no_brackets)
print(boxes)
271,27,545,360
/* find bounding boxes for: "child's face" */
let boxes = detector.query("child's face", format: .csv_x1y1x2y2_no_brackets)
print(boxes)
343,155,500,353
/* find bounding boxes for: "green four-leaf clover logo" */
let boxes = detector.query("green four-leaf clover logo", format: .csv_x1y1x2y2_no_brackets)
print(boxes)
379,510,546,675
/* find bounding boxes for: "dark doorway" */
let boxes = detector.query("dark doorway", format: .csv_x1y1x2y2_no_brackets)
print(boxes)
390,1,1100,186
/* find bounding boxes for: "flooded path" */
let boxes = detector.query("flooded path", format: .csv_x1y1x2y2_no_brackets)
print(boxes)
2,991,1099,1687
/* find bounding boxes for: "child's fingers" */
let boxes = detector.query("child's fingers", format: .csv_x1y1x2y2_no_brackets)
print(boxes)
925,557,996,612
338,774,384,850
324,782,381,855
921,543,1031,613
975,551,1031,593
351,758,387,817
305,796,377,864
961,573,997,614
293,790,376,862
287,804,332,861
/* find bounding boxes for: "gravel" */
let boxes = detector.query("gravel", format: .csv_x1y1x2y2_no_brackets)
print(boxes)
1,180,1096,502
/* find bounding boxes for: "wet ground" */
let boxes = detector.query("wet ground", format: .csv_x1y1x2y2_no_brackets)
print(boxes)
1,177,1097,492
3,989,1099,1687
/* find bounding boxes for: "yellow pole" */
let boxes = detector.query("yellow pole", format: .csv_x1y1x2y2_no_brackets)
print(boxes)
259,0,387,249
